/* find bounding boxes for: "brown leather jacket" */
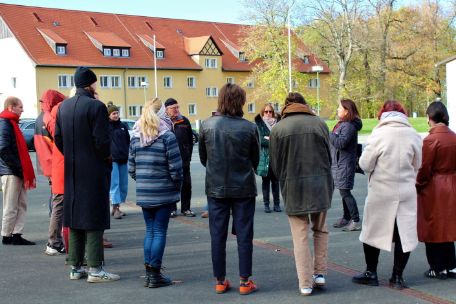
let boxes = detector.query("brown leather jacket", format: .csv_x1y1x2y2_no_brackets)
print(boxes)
416,125,456,242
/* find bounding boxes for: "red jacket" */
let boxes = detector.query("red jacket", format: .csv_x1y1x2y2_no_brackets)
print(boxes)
50,103,64,195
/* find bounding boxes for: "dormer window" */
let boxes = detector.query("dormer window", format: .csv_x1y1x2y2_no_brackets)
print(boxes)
113,49,120,57
156,49,164,59
122,49,129,57
303,56,310,64
239,52,246,62
86,32,131,58
103,48,112,56
56,45,66,55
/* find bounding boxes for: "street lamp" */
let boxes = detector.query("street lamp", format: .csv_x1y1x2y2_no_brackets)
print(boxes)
311,65,324,116
140,81,149,104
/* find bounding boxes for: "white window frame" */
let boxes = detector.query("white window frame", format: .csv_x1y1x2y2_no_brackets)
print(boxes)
206,87,218,97
58,74,74,88
128,76,137,88
100,76,109,88
226,77,234,84
187,76,196,88
128,105,138,117
113,48,121,57
121,49,130,57
56,45,66,55
163,76,173,88
156,50,164,58
110,76,121,88
205,58,217,69
247,103,255,113
308,78,320,88
100,75,121,88
188,103,197,116
103,48,112,56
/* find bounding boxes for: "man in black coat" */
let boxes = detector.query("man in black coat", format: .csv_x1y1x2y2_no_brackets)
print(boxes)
55,67,120,283
165,98,195,217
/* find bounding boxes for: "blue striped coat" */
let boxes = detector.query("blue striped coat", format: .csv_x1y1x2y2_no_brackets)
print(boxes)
128,131,183,208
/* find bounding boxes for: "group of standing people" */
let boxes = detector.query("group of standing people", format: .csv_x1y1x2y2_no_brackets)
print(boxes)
0,65,455,296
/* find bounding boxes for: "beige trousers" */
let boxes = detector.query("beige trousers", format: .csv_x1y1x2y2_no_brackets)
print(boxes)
288,211,329,288
1,175,27,237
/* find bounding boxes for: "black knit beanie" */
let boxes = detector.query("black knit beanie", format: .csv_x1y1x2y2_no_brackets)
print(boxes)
164,98,178,108
74,66,97,88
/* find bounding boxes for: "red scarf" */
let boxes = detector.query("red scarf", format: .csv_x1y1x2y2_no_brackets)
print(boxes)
0,110,36,189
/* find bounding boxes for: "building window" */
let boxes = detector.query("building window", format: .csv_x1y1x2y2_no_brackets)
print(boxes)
187,77,196,88
139,105,143,115
128,106,137,117
239,52,246,62
138,76,148,86
121,49,130,57
205,87,218,97
303,56,310,64
246,81,254,88
128,76,137,88
164,76,173,88
226,77,234,84
58,75,74,88
247,103,255,113
11,77,16,88
308,78,320,88
56,45,66,55
156,50,164,58
100,76,121,88
205,58,217,69
188,104,197,116
103,48,112,56
113,49,120,57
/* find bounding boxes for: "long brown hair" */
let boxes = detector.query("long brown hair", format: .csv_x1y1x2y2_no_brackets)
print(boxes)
260,103,277,118
339,99,360,122
217,83,246,117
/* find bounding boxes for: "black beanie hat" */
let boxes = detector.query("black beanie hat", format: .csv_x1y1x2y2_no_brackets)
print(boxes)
164,98,178,108
74,66,97,88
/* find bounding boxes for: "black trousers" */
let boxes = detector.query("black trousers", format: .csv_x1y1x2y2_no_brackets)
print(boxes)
207,196,255,279
261,167,280,206
173,165,192,212
339,189,359,222
363,221,410,276
425,242,456,272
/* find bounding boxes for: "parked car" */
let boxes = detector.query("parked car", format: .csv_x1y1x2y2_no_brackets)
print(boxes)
19,119,36,151
122,119,137,138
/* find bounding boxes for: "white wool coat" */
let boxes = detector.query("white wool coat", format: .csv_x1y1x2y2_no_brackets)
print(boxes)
358,116,422,252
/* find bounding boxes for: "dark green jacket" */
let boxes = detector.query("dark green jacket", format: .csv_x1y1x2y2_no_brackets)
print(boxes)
269,103,333,215
254,114,276,177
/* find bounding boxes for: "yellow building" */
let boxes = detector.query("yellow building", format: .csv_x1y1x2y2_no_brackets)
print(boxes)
0,3,330,123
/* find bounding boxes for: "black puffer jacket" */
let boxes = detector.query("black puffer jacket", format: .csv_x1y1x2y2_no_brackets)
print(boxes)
0,118,22,177
329,118,363,190
109,119,130,163
173,115,194,167
199,115,259,198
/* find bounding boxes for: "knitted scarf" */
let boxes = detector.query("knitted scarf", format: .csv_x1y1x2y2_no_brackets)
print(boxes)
0,110,36,189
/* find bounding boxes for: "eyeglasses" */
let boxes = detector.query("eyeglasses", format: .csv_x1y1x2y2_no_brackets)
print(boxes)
264,110,273,114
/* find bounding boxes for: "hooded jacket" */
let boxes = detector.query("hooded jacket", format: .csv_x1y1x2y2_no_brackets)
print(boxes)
329,118,363,190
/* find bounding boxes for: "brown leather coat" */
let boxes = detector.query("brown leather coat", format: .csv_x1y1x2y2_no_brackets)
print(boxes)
416,125,456,243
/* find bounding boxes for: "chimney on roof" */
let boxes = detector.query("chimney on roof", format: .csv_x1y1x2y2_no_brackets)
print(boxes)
32,12,42,23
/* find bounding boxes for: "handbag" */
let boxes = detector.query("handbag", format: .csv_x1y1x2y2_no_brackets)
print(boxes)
355,144,364,175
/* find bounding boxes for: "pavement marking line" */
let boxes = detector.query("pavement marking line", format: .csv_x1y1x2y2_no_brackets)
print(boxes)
175,217,454,304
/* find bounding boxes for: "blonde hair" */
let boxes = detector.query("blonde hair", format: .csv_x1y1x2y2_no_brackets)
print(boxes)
4,96,21,110
150,97,162,113
139,100,160,138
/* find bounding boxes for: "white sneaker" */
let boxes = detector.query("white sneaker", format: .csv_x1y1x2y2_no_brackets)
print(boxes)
70,267,87,280
45,244,65,256
87,268,120,283
313,274,326,288
300,287,313,296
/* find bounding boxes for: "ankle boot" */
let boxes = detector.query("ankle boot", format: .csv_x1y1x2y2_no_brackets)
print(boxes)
389,273,408,290
144,264,152,287
273,203,282,212
264,203,271,213
352,271,379,286
149,266,172,288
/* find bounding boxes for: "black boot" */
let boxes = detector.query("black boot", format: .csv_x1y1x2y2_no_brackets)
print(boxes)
2,236,12,245
149,266,172,288
12,234,35,245
273,203,282,212
352,271,379,286
264,203,271,213
389,274,408,290
144,264,152,287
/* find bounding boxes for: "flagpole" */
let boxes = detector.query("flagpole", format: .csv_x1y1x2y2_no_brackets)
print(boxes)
153,35,158,98
287,10,292,93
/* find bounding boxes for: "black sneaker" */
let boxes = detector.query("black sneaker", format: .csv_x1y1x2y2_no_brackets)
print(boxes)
170,211,177,218
2,236,12,245
424,269,447,280
352,271,379,286
12,234,35,245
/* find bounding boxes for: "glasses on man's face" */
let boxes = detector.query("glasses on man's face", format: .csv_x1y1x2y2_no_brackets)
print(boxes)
264,110,273,114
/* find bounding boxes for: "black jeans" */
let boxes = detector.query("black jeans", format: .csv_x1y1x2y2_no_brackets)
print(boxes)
262,167,280,207
207,196,255,279
425,242,456,272
173,165,192,212
363,221,410,276
339,189,359,222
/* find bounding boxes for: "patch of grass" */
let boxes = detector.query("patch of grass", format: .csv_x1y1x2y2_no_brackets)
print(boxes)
325,117,428,134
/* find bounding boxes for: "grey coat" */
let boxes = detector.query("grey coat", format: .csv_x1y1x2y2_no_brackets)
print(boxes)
329,119,362,190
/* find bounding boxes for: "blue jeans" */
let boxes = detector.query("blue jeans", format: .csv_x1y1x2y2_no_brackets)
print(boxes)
110,162,128,205
142,205,173,268
208,196,255,278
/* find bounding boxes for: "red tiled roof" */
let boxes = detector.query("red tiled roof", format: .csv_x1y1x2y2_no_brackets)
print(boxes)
37,28,67,44
0,3,330,73
137,34,165,49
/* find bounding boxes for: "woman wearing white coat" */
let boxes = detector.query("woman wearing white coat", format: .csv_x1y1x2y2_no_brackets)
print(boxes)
352,100,422,290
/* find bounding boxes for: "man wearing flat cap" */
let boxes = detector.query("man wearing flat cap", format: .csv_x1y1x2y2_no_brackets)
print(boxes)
165,98,195,218
55,66,120,283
